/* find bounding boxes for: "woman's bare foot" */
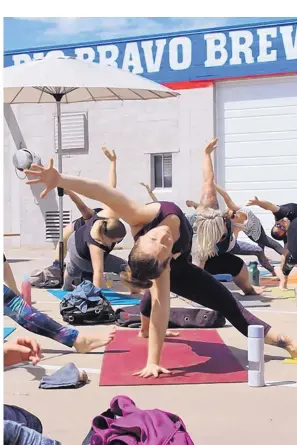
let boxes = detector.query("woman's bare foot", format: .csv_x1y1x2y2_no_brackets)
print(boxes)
73,328,115,353
243,286,265,296
138,329,180,339
265,330,297,359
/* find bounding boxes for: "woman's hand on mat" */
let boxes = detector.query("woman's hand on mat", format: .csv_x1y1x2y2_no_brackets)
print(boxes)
133,363,171,378
102,146,117,162
25,159,60,199
4,337,42,367
246,196,260,206
205,137,218,154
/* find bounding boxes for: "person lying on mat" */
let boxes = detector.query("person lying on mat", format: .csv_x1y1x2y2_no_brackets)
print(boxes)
24,149,297,378
214,184,283,276
273,218,297,290
4,337,61,445
52,146,120,267
61,147,127,290
4,284,115,353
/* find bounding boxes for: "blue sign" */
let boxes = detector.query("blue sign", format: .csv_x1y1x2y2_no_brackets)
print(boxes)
4,20,297,84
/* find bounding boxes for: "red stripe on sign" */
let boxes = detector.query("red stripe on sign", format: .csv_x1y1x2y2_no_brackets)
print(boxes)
163,71,296,90
215,71,297,83
163,80,214,90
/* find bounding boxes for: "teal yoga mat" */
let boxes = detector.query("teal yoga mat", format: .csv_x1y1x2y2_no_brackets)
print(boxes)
4,327,16,339
47,289,141,306
214,270,269,283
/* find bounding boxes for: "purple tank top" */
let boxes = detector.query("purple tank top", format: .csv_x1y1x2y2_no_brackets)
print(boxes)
134,201,193,255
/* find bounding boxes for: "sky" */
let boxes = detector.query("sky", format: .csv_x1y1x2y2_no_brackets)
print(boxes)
4,17,295,52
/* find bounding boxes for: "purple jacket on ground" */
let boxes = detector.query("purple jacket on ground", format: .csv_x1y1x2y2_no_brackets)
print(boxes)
91,395,194,445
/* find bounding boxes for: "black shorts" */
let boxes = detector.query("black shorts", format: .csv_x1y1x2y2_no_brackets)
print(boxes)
205,253,243,277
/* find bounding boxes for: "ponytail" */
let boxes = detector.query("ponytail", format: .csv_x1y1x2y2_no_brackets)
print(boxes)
120,266,153,290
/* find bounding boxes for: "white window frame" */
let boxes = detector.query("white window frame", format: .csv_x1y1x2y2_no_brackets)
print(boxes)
151,153,172,189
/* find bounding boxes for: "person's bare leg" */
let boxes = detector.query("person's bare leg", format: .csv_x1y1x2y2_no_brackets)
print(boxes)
138,314,179,338
4,261,21,296
199,138,219,210
265,328,297,359
233,264,264,295
73,328,116,353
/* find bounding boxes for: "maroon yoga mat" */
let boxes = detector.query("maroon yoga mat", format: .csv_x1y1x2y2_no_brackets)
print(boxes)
99,330,247,386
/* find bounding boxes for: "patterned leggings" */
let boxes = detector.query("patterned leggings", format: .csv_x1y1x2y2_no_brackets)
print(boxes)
4,285,78,348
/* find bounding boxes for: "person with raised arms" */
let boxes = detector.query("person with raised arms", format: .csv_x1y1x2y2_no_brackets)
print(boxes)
25,148,297,378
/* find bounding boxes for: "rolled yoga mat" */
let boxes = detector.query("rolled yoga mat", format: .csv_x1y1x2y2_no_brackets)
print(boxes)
181,293,271,308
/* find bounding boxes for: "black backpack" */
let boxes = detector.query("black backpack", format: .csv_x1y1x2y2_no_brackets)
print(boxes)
60,280,116,325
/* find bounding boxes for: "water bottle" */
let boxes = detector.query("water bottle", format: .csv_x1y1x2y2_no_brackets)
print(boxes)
21,275,32,305
248,261,260,286
248,325,265,387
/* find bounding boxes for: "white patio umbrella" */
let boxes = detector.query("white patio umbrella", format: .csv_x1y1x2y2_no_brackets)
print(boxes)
4,56,179,281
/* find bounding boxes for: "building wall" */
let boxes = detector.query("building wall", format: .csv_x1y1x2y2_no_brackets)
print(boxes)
4,18,297,248
4,86,214,248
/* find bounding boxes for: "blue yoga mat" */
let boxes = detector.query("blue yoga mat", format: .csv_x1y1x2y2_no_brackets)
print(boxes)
214,274,233,282
47,289,140,306
4,327,16,339
260,269,270,276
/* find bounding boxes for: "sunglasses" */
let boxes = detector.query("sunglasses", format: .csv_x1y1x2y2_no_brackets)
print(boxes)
230,211,236,220
275,223,286,231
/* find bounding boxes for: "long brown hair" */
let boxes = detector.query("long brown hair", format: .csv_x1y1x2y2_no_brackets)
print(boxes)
120,239,170,289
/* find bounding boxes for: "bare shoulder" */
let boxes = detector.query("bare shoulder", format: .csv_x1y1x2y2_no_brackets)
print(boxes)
131,202,161,228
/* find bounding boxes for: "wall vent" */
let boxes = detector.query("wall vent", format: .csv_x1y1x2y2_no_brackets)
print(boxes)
45,211,71,241
54,112,88,151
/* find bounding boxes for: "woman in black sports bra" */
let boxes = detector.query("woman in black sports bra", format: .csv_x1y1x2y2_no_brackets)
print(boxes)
62,147,127,290
63,211,126,290
26,157,297,378
52,147,117,267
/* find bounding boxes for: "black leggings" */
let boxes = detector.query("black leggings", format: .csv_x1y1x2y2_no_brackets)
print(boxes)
140,255,271,337
250,226,283,256
283,253,297,276
204,253,244,277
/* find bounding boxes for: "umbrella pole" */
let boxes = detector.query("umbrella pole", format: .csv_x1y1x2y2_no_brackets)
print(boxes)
55,98,64,285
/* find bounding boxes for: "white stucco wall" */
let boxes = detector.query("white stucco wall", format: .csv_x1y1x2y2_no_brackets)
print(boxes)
4,86,214,249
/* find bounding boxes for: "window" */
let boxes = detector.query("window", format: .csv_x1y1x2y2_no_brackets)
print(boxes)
152,153,172,188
